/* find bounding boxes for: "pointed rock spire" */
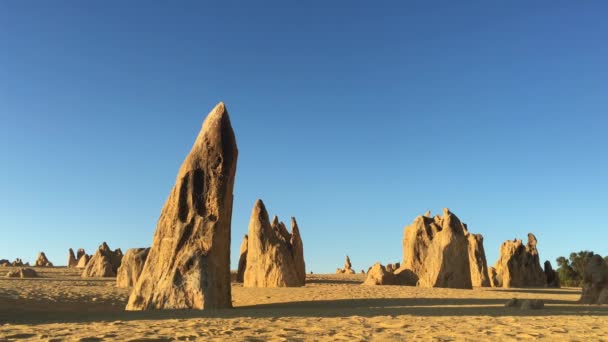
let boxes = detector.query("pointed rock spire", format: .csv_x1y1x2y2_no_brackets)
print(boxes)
126,102,238,310
244,199,305,287
68,248,77,268
236,234,248,282
290,217,306,285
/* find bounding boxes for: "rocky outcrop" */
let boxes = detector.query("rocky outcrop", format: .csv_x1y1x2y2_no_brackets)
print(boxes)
467,233,491,287
6,268,38,278
68,249,78,268
11,258,25,267
35,252,53,267
116,248,150,288
76,254,90,268
491,233,545,288
76,248,86,260
290,217,306,285
386,263,400,273
363,263,396,285
243,200,306,287
236,235,248,282
126,102,238,310
400,209,473,289
336,256,355,274
81,242,123,277
0,259,9,266
488,267,498,287
544,261,560,288
579,254,608,304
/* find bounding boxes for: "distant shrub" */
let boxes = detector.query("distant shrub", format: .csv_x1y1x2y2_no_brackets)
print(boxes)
555,250,600,287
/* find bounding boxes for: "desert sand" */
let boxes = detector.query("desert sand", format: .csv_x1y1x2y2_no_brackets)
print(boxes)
1,267,607,341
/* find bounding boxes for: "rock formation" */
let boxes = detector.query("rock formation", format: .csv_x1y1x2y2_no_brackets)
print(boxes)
76,248,86,260
243,200,306,287
68,249,78,268
290,217,306,285
11,258,25,267
76,254,90,268
399,209,473,289
363,263,396,285
6,268,37,278
126,102,238,310
81,242,123,278
35,252,53,267
491,233,545,288
467,233,491,287
236,235,248,282
579,254,608,304
336,256,355,274
0,259,9,266
544,260,560,288
116,248,150,288
488,267,499,287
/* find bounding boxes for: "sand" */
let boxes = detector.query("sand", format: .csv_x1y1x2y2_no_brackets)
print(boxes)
0,267,606,341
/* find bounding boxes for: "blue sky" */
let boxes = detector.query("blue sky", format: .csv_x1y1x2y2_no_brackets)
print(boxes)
0,1,606,272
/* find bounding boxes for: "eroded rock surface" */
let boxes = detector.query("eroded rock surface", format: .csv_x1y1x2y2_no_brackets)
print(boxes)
337,256,355,274
117,248,150,288
126,102,238,310
68,249,78,268
243,200,306,287
491,234,545,288
399,209,473,289
35,252,53,267
363,263,396,286
81,242,123,278
236,235,248,283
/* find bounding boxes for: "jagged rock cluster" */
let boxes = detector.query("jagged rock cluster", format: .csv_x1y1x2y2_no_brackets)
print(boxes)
397,209,488,289
0,258,29,267
490,234,545,288
126,102,238,310
116,248,150,288
579,254,608,304
363,263,396,285
243,200,306,288
68,248,90,268
81,242,123,277
35,252,53,267
336,256,355,274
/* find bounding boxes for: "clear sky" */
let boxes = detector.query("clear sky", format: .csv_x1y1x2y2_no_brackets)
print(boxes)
0,1,606,272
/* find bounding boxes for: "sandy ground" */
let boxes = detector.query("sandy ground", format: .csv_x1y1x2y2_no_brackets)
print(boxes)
0,267,606,341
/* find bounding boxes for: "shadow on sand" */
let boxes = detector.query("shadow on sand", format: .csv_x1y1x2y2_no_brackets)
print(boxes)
1,294,606,326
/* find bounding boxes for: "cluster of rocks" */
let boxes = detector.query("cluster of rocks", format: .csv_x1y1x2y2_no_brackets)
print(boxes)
126,102,238,310
363,209,561,290
489,234,545,288
1,258,30,267
68,248,90,269
81,242,123,278
240,200,306,288
6,268,37,278
579,254,608,305
35,252,53,267
336,256,355,274
373,209,489,289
